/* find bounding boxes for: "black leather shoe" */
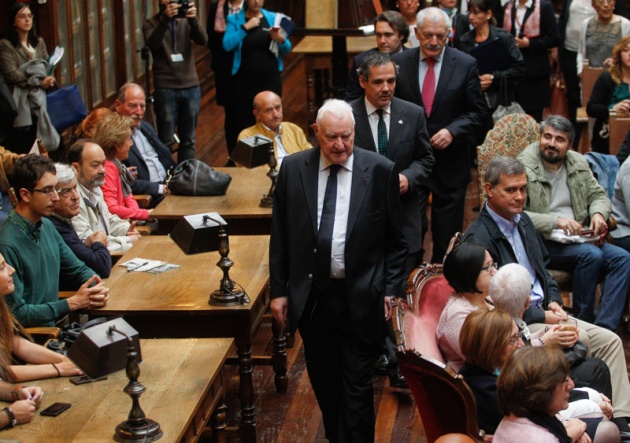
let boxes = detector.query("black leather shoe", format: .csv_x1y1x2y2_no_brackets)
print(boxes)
388,372,408,389
374,354,389,375
618,431,630,442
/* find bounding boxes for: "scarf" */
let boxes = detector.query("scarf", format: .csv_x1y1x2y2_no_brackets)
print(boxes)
503,0,541,39
113,158,135,198
526,411,572,443
214,0,227,32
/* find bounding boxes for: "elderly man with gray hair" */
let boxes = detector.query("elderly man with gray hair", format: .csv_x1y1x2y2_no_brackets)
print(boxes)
47,163,111,282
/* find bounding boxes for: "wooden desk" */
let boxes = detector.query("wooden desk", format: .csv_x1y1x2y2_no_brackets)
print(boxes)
152,167,273,235
292,35,375,125
86,235,284,443
1,338,232,443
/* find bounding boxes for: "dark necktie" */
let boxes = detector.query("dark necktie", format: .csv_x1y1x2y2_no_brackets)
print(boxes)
376,109,388,157
315,164,341,289
422,57,436,117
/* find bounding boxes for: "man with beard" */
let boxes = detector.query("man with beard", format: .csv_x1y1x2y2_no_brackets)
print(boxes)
517,115,630,331
237,90,312,168
0,155,109,327
67,140,141,253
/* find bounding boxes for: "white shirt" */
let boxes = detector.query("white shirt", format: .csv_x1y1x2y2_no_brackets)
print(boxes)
364,98,391,152
317,153,353,278
514,0,534,36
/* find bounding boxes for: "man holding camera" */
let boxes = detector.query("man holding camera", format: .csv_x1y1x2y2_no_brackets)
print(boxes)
143,0,208,163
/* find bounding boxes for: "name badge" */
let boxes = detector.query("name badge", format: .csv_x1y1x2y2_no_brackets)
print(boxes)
171,53,184,62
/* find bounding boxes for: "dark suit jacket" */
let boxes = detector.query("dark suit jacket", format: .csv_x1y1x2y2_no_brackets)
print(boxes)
350,96,434,253
345,47,378,102
269,147,408,344
393,46,488,189
124,121,177,205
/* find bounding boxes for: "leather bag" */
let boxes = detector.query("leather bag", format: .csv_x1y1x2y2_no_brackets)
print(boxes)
544,64,569,119
166,159,232,196
46,84,87,132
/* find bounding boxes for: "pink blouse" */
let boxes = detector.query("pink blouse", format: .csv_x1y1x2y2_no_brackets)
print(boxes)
493,415,560,442
102,160,149,221
436,295,477,372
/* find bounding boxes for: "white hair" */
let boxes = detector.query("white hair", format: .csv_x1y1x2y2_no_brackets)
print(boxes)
489,263,532,317
417,7,451,32
55,163,77,185
315,99,355,126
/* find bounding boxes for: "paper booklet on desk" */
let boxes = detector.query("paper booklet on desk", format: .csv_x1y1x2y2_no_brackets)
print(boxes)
469,36,511,75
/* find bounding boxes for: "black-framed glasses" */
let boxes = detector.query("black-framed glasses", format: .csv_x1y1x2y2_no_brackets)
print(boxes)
481,262,498,272
29,187,58,197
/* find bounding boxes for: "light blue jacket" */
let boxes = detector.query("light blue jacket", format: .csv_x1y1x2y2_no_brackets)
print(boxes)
222,8,292,75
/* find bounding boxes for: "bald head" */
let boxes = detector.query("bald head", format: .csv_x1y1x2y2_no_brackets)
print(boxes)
253,91,283,133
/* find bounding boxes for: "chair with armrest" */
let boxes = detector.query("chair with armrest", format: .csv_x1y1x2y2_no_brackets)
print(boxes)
25,291,72,345
608,111,630,156
134,194,152,208
396,348,487,443
577,60,605,153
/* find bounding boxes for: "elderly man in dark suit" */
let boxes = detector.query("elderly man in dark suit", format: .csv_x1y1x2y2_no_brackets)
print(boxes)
114,83,176,207
270,99,407,443
394,7,488,262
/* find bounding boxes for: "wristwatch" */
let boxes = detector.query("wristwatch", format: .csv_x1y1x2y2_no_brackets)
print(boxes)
3,407,16,428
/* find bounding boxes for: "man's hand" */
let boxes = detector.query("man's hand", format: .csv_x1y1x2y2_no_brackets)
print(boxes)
556,217,582,236
548,302,568,320
9,400,37,424
479,74,494,91
127,221,141,243
162,1,180,19
399,174,409,194
430,129,453,150
84,231,109,248
17,386,42,408
271,297,288,330
384,296,394,321
590,213,607,236
67,275,110,310
541,325,578,348
185,2,197,18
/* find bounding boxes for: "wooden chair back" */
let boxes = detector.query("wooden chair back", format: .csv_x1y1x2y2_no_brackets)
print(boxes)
476,113,539,205
397,349,486,443
582,60,604,107
608,110,630,156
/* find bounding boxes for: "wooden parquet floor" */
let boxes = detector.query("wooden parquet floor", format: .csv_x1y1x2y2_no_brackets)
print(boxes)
193,53,630,443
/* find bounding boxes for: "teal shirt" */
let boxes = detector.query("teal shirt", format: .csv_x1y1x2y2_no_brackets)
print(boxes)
609,82,630,109
0,211,97,327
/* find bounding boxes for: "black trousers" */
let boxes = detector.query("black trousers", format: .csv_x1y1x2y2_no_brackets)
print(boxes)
419,176,467,263
298,280,380,443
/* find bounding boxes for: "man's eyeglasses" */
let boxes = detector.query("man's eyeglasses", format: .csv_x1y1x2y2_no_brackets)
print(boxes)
56,186,77,199
481,262,498,272
29,187,58,197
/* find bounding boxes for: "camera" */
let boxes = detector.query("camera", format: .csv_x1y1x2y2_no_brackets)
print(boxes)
172,0,189,19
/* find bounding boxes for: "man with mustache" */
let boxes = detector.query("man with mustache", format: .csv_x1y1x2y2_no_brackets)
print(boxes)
67,140,141,253
350,51,434,388
236,90,312,168
114,83,176,208
517,114,630,331
393,7,487,263
0,155,110,327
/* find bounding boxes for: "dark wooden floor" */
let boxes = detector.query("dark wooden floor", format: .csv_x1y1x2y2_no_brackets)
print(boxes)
192,54,630,443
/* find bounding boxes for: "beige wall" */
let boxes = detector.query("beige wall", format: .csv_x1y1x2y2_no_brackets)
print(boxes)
306,0,336,28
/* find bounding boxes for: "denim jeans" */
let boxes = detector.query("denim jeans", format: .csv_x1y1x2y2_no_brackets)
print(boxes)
153,86,200,163
544,240,630,331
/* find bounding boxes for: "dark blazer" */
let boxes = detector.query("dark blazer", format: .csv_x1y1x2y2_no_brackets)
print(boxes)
393,46,488,189
450,13,470,49
462,205,563,325
207,0,235,106
350,96,434,253
458,363,501,434
269,147,408,344
124,121,177,205
345,47,378,102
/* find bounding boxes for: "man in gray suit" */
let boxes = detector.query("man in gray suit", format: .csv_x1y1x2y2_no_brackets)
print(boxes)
270,99,407,443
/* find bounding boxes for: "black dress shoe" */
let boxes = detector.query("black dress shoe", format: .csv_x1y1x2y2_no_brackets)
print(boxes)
618,431,630,442
374,354,389,375
388,372,408,389
613,417,630,433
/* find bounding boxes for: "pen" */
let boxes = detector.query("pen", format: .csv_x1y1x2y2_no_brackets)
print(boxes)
127,261,148,272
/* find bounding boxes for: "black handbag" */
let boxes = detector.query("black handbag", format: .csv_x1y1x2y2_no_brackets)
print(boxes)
563,340,588,368
166,159,232,196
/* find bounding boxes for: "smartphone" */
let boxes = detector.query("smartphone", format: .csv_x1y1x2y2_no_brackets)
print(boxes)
40,402,71,417
69,375,107,385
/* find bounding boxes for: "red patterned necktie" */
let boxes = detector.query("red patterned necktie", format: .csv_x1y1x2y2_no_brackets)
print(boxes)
422,57,436,117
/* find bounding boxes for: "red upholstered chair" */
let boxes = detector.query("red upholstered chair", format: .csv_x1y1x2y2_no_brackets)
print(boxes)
396,349,486,443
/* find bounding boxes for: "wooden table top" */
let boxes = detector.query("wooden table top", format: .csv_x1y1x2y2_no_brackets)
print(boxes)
94,235,270,315
292,35,375,54
152,167,273,220
1,338,233,442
